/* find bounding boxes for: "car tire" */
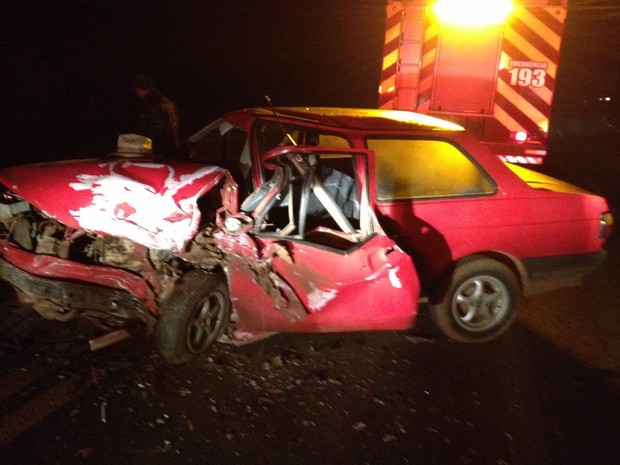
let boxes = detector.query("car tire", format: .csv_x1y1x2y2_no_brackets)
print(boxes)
154,270,230,364
430,257,519,343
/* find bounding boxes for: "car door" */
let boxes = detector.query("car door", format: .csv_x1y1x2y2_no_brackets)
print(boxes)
216,146,420,335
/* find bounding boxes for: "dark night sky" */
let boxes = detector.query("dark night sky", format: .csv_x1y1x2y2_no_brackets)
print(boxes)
1,0,619,165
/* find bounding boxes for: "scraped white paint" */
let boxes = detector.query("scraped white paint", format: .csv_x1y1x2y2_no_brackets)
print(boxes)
307,283,338,312
364,265,402,289
68,161,223,252
388,267,402,289
364,270,382,283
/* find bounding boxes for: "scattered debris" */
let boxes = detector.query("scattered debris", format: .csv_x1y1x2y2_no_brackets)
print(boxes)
176,387,192,397
382,434,397,443
89,329,131,352
73,447,94,458
352,421,367,431
270,355,284,369
404,335,436,344
100,401,108,423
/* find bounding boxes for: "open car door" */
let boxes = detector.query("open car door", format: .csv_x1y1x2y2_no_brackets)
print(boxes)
215,145,420,338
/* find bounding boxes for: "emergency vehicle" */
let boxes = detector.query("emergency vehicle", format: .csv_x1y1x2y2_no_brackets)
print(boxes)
378,0,569,164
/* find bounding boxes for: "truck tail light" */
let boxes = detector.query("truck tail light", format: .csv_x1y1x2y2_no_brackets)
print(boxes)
599,211,613,239
510,130,544,144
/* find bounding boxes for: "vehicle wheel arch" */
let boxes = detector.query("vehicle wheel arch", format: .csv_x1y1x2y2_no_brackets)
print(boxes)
429,251,525,304
427,251,525,343
154,268,231,364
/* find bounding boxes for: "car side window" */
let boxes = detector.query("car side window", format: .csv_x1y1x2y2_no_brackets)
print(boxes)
189,123,251,194
367,138,495,201
241,150,365,250
190,124,247,166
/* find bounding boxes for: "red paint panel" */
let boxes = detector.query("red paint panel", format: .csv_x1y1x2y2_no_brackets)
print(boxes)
0,242,156,312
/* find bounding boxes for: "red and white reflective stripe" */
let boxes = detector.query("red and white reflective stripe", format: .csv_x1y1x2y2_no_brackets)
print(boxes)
524,148,547,157
499,155,544,165
494,5,567,136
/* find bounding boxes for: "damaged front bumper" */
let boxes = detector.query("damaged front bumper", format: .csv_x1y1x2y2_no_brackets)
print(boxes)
0,250,152,325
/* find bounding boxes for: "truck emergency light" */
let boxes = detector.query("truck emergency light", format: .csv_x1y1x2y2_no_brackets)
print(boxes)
433,0,513,26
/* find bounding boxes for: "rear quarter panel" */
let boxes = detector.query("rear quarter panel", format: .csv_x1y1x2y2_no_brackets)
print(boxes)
375,166,608,289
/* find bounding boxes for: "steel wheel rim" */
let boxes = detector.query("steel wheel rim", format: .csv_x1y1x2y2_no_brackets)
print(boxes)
186,291,226,353
451,275,509,332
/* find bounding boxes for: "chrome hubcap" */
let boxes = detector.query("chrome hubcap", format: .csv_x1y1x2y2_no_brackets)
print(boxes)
452,275,509,332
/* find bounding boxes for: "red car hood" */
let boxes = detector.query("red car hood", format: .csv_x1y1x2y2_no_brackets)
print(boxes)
0,157,228,252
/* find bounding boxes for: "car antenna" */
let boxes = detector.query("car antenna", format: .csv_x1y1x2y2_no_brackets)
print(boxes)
265,95,297,146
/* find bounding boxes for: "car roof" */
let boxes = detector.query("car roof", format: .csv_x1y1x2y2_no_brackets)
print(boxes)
226,107,465,133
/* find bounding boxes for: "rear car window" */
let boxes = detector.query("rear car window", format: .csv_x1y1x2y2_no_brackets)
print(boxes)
367,138,495,201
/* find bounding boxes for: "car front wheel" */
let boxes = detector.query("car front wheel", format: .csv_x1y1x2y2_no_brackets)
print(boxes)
154,270,230,364
430,257,519,343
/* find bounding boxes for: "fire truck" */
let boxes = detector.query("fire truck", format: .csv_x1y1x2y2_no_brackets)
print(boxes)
378,0,569,164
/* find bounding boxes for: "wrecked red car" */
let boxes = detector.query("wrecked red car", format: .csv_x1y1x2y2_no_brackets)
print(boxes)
0,108,613,363
0,138,418,363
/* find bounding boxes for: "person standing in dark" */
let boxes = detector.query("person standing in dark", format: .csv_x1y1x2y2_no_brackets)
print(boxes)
132,74,181,155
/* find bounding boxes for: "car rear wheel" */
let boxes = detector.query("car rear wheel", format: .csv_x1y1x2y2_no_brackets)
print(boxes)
154,270,230,364
431,257,519,343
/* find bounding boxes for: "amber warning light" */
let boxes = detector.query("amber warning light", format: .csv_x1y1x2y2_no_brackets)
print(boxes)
433,0,513,26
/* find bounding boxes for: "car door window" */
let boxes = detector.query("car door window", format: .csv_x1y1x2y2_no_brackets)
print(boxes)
243,149,362,249
367,138,495,201
188,121,251,194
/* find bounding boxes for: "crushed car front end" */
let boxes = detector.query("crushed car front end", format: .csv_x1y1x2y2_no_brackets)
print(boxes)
0,156,238,331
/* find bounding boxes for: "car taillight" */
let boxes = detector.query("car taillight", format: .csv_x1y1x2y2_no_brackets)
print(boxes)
599,211,613,239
